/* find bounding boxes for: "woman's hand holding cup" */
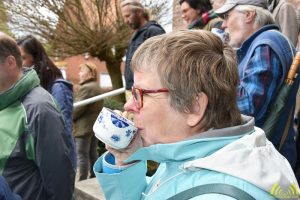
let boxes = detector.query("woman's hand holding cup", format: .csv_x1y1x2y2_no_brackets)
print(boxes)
93,107,141,166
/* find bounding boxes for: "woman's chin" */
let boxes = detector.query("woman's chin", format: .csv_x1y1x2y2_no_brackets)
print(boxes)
141,138,150,147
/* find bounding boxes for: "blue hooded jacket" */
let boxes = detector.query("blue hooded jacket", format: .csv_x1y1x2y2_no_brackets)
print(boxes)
51,78,76,168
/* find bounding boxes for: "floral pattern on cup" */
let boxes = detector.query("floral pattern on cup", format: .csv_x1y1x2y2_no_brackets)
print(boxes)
93,107,138,149
109,128,136,145
110,134,121,142
97,113,104,123
125,130,132,137
111,114,129,128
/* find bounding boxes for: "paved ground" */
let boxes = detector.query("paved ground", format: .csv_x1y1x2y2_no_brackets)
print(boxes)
75,178,105,200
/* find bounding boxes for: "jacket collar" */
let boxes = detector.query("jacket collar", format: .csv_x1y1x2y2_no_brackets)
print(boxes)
236,24,279,61
131,21,161,40
126,115,255,163
53,78,73,88
0,69,40,110
79,78,96,85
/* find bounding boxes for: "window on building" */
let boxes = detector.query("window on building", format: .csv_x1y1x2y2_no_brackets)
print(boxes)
100,73,125,88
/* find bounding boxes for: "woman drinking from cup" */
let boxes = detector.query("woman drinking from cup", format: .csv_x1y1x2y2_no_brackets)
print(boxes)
93,30,298,199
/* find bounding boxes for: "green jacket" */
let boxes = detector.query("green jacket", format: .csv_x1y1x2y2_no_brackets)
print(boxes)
73,78,103,138
0,69,75,200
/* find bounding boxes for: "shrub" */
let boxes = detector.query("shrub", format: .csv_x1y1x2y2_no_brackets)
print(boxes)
103,97,124,111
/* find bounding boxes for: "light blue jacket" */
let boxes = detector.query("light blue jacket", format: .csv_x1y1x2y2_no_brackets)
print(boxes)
94,116,298,200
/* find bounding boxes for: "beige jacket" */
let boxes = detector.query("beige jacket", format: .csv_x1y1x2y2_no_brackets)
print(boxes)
272,0,299,46
73,79,103,138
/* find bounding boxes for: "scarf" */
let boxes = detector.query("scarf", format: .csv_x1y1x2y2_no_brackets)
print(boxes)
188,10,218,30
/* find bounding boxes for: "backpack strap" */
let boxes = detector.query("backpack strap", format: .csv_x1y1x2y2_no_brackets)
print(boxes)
167,183,256,200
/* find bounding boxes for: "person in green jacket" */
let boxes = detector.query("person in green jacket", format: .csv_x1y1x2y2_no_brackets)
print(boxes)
93,30,299,199
0,32,75,200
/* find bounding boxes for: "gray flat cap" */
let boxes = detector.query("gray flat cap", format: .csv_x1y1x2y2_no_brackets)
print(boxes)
215,0,268,16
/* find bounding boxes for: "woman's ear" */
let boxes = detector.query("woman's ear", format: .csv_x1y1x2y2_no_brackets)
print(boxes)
186,92,208,127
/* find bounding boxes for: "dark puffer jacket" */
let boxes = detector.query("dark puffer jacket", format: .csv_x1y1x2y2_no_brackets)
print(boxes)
124,21,165,90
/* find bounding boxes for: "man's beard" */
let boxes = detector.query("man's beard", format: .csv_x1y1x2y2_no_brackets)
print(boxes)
132,18,141,30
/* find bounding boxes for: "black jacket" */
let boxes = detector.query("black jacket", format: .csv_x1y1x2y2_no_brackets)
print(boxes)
125,21,165,89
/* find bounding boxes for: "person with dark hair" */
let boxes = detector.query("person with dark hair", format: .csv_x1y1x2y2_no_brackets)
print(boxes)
120,0,165,100
179,0,223,30
17,35,76,169
0,32,75,200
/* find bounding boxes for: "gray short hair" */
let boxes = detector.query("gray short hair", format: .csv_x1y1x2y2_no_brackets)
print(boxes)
235,5,274,27
131,30,242,130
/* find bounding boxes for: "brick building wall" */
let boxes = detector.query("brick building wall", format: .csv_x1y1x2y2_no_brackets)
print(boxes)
56,55,124,88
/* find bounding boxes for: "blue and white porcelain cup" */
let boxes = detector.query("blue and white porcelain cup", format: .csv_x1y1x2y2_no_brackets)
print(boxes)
93,107,137,150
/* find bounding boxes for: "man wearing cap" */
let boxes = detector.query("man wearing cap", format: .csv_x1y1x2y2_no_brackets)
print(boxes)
215,0,300,169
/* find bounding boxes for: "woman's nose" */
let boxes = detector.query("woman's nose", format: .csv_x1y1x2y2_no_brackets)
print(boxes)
124,96,139,113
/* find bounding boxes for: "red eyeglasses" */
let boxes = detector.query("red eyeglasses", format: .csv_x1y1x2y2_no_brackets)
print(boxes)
131,86,169,109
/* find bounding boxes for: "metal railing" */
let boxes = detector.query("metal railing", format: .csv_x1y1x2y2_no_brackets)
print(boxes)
73,87,126,108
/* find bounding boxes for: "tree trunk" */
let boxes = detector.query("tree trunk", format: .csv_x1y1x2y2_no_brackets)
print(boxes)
105,60,125,103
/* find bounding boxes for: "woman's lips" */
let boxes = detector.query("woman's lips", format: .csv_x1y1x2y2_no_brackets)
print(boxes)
136,128,143,134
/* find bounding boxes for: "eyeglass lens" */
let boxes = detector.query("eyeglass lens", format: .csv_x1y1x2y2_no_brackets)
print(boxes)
132,88,142,108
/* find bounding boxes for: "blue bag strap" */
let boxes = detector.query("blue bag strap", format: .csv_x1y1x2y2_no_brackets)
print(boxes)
166,183,256,200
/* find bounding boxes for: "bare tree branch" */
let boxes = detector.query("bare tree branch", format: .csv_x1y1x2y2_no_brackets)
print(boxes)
3,0,170,102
